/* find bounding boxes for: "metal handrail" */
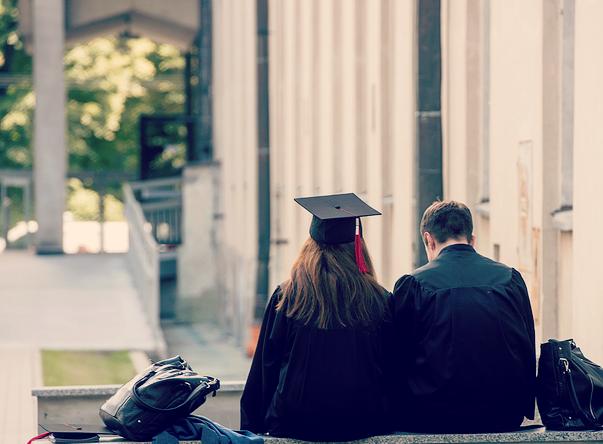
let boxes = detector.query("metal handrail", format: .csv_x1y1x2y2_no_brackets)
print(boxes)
123,183,164,354
129,177,183,246
129,176,183,192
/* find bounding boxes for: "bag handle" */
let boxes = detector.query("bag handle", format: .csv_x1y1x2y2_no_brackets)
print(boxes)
131,373,218,414
561,358,602,429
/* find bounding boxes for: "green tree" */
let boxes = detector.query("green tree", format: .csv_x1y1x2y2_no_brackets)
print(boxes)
65,37,185,175
0,2,186,224
0,1,185,175
0,0,33,169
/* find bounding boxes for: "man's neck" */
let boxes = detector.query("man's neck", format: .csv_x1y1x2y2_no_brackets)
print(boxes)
434,239,471,258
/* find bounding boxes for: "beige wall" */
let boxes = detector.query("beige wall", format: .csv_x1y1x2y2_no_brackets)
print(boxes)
442,0,603,361
573,0,603,362
488,1,544,329
266,0,416,292
442,0,558,345
213,0,603,360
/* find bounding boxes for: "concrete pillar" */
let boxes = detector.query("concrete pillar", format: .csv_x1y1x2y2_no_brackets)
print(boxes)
541,0,562,341
32,0,66,254
177,164,220,322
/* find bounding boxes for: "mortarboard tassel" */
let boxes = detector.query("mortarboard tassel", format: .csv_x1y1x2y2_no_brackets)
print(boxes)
355,218,369,274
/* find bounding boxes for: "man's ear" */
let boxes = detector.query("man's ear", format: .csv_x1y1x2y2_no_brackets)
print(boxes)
424,232,435,250
469,234,476,246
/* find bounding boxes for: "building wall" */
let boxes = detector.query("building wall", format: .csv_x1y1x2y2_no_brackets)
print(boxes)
213,0,603,361
266,0,416,292
442,0,557,345
441,0,603,361
488,1,544,340
212,0,258,345
573,0,603,362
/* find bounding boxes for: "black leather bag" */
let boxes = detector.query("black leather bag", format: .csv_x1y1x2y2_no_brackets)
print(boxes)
99,356,220,441
537,339,603,430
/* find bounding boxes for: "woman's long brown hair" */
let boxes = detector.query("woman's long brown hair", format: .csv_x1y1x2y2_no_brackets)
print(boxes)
278,237,387,329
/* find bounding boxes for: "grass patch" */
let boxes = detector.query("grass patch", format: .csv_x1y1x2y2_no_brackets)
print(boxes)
42,350,137,386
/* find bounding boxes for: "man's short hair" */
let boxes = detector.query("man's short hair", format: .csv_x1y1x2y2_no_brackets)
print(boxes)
420,200,473,244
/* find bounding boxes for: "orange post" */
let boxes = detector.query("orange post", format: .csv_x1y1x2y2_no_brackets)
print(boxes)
246,323,261,358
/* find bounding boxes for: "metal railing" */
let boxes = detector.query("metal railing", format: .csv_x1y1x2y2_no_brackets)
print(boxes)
129,177,182,246
124,183,161,331
123,177,182,356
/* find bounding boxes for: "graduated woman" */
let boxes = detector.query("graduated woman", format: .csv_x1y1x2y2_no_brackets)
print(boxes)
240,193,392,442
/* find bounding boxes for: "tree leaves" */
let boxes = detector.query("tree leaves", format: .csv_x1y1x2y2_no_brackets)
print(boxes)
0,1,185,177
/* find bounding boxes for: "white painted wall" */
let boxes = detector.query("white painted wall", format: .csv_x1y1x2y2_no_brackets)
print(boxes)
265,0,416,291
572,0,603,363
443,0,547,342
213,0,603,360
441,0,603,359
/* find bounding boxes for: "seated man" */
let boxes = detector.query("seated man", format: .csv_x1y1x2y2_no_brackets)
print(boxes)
390,201,535,433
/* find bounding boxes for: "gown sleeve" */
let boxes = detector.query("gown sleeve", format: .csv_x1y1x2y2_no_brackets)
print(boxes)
511,268,537,420
240,287,288,432
388,275,421,421
391,274,421,353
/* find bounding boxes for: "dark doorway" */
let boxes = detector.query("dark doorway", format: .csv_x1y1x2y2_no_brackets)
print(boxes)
415,0,443,267
139,114,195,180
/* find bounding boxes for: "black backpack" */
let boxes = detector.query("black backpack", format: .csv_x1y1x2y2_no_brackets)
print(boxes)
100,356,220,441
537,339,603,430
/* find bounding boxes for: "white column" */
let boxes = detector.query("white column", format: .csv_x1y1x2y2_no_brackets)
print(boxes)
33,0,66,254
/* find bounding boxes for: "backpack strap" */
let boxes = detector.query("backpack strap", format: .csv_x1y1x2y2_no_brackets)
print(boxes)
560,358,602,430
131,374,219,413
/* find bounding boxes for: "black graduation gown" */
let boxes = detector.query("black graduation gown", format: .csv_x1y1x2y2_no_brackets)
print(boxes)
390,244,536,433
240,286,392,442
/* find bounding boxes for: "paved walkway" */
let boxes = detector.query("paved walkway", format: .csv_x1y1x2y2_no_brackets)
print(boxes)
0,252,156,351
0,347,41,442
162,322,251,381
0,252,157,441
0,251,249,441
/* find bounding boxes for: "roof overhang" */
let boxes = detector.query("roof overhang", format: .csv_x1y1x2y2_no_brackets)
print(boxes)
18,0,200,52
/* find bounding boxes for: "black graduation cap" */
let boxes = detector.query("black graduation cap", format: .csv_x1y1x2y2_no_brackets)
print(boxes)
37,423,117,443
294,193,381,245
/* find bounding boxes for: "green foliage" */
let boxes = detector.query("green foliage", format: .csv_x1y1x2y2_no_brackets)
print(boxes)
65,37,185,174
0,28,185,173
0,4,185,222
67,178,125,221
42,350,136,386
104,194,125,222
67,178,100,221
0,0,33,169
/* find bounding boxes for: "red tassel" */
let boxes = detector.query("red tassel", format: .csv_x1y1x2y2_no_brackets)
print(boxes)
27,432,50,444
355,220,369,274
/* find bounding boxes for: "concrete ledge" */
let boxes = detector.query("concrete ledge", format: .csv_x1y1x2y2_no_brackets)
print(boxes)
33,384,123,398
33,384,603,443
268,430,603,444
36,440,200,443
33,381,245,433
35,429,603,444
32,381,245,398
